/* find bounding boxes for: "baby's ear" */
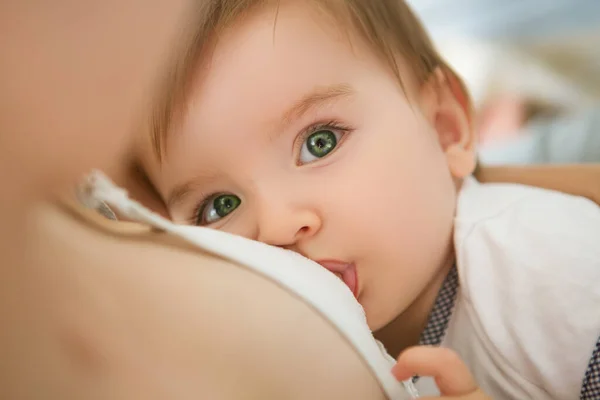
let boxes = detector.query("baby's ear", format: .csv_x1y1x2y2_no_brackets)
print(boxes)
420,67,476,179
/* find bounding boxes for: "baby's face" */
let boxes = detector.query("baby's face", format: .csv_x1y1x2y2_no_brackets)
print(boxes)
142,2,464,329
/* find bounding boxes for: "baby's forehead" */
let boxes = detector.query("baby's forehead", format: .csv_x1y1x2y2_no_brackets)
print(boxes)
151,0,432,162
156,8,416,169
184,17,363,111
198,6,374,78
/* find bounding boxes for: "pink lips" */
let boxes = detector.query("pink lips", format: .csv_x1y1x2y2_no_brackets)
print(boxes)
316,260,358,298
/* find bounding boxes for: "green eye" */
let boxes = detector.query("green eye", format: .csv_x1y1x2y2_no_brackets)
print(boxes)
213,194,240,217
300,130,340,163
198,194,241,225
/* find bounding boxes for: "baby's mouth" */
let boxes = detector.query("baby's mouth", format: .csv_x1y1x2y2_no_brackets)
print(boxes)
315,260,358,299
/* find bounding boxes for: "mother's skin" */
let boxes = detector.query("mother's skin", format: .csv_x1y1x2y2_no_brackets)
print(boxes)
0,2,399,397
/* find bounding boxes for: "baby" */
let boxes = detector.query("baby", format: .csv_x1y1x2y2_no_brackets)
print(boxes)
137,1,600,398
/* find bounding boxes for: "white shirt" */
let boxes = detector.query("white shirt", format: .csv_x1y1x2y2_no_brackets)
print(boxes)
441,177,600,399
84,171,600,399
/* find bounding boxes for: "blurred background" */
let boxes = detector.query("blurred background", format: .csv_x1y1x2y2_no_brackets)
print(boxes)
407,0,600,165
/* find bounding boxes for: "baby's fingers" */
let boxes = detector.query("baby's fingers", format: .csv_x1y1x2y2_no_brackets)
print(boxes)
393,346,478,397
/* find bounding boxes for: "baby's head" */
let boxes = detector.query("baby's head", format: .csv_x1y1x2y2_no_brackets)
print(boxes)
139,0,476,330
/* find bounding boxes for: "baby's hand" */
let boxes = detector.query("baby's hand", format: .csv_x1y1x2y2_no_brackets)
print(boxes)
392,346,491,399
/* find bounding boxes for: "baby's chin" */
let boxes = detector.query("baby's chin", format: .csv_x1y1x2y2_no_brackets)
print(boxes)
363,303,398,333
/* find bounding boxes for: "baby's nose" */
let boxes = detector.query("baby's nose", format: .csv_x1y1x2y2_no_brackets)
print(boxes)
256,203,321,247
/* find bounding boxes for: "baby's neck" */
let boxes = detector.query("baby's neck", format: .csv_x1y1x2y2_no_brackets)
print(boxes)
374,252,455,358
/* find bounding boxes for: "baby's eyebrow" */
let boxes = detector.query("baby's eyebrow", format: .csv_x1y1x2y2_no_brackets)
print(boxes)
275,83,355,137
167,181,195,209
166,170,220,209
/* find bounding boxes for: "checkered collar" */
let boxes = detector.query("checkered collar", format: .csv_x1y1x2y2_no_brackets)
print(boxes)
419,265,459,346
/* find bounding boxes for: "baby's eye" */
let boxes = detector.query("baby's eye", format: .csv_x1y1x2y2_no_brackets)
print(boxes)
299,129,343,164
196,194,241,225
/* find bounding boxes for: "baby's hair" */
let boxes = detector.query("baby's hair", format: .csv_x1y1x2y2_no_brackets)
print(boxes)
150,0,471,160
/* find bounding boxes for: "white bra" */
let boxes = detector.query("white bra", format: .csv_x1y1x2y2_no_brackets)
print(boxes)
80,171,420,399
